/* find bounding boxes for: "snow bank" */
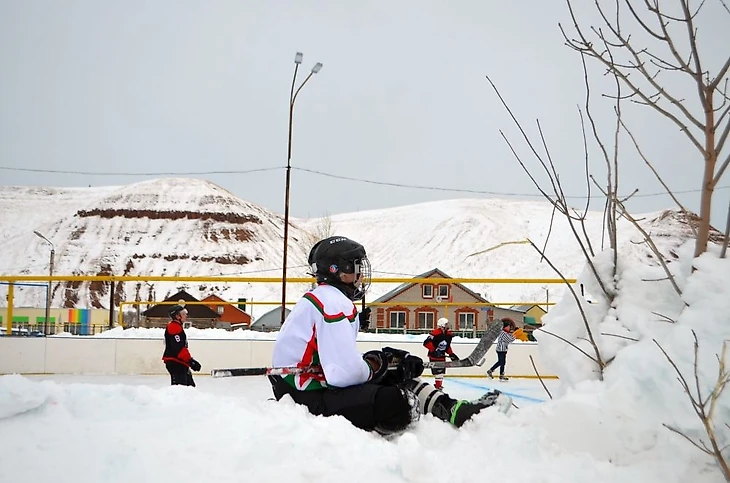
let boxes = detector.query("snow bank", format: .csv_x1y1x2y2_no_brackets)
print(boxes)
535,240,730,478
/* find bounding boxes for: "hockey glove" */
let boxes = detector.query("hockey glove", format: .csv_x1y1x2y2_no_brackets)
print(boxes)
189,359,202,372
449,353,459,361
382,347,424,382
358,307,371,331
363,350,388,383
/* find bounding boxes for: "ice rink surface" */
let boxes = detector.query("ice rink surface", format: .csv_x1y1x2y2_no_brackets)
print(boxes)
25,373,554,408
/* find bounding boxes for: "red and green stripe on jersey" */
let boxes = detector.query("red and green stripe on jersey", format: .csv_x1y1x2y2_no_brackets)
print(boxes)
282,291,358,391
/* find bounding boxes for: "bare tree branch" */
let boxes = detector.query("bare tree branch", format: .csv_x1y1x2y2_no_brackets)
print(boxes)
563,0,729,257
619,118,693,216
652,311,677,323
529,354,554,400
487,75,612,299
537,328,599,365
563,1,707,147
719,0,730,15
663,423,712,454
655,334,730,479
714,152,730,186
721,198,730,258
527,238,606,377
541,204,558,262
601,332,639,342
614,198,683,296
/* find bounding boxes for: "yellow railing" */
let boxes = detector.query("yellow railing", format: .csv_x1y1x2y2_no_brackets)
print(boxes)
0,275,574,284
0,275,575,335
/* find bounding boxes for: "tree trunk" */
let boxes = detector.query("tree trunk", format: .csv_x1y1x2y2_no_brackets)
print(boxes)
694,90,717,258
695,163,715,257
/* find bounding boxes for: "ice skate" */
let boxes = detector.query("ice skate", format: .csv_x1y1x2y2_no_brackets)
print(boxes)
436,390,512,427
486,370,494,379
499,375,509,382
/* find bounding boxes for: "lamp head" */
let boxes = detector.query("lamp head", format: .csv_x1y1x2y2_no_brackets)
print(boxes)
294,52,303,64
311,62,322,74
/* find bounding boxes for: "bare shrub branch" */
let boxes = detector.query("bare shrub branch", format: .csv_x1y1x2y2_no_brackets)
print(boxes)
527,239,606,378
721,198,730,258
654,334,730,480
486,75,612,301
652,311,677,324
529,354,554,400
537,328,599,365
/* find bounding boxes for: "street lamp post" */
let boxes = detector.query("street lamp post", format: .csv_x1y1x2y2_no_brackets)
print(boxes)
33,230,55,335
281,52,323,324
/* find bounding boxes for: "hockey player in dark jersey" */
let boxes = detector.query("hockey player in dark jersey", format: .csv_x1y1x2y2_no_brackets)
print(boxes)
162,304,202,386
423,318,459,389
270,236,508,436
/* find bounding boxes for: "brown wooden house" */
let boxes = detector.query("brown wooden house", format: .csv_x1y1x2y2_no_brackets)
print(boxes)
370,268,525,333
142,290,220,329
202,294,251,329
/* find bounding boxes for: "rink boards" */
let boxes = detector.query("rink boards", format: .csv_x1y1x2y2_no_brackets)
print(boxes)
0,337,557,378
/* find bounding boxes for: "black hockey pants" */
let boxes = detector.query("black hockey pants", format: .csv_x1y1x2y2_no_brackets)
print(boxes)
165,361,196,387
269,376,412,433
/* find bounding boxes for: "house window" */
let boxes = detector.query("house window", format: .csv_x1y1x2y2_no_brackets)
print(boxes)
458,312,475,330
438,284,450,298
217,305,224,315
417,312,435,329
389,311,406,329
422,284,434,299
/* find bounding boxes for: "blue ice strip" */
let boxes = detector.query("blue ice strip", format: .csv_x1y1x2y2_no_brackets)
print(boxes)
448,378,546,403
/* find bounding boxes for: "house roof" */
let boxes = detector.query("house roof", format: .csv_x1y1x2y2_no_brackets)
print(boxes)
142,290,220,319
250,306,290,327
372,268,489,303
509,304,547,313
201,294,249,315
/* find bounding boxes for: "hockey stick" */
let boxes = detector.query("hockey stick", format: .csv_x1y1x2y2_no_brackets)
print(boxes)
210,319,503,378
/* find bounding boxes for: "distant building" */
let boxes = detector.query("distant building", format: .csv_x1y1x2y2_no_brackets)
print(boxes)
509,304,547,325
509,304,547,341
141,290,220,329
250,306,290,332
202,294,251,329
371,268,525,333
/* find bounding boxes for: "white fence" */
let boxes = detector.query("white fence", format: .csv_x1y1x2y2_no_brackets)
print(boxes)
0,338,557,378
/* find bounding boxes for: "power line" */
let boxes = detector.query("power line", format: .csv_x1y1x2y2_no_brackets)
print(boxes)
295,167,730,199
2,164,728,200
0,166,282,176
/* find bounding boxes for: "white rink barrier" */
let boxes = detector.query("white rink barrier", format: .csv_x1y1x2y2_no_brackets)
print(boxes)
0,338,557,378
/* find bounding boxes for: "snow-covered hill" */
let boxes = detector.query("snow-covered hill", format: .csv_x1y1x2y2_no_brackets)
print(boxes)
0,178,706,316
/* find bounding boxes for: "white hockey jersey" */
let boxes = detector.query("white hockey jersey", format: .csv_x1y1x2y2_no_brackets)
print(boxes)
272,283,371,391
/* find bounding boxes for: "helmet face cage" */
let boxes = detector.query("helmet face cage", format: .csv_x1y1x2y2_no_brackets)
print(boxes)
351,256,371,300
437,317,449,329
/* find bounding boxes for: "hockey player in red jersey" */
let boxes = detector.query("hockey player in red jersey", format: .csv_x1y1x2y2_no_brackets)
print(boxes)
162,304,202,386
423,318,459,389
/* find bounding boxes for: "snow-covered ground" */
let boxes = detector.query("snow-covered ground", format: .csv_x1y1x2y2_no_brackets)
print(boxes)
0,374,608,483
1,240,729,483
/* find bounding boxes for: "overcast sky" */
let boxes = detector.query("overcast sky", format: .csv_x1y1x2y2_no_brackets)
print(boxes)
1,1,729,227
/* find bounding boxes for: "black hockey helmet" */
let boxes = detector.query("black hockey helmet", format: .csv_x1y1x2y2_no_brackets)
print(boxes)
308,236,371,300
169,304,187,319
